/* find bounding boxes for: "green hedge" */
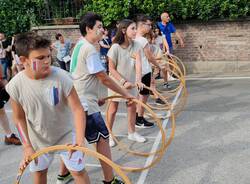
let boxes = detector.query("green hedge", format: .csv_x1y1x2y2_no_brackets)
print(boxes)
0,0,43,36
80,0,250,26
0,0,249,36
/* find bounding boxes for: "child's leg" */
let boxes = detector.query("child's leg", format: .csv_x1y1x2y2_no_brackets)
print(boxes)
60,151,90,184
70,169,90,184
33,169,48,184
58,159,69,175
127,102,136,133
29,154,53,184
96,137,114,182
137,94,149,117
106,101,119,130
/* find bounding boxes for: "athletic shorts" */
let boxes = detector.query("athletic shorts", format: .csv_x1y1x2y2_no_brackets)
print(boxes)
139,72,152,95
85,112,109,144
29,151,84,172
29,134,84,172
0,88,10,109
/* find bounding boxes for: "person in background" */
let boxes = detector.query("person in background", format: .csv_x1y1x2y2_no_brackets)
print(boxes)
157,12,184,54
0,33,12,80
52,33,74,72
99,28,112,72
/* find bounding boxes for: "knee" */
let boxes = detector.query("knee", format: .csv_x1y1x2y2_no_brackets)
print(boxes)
108,105,118,116
35,169,47,178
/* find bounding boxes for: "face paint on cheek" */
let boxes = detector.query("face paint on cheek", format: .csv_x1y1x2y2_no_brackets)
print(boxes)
96,29,101,36
31,60,38,71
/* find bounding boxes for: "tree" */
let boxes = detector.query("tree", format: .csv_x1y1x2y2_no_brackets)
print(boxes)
0,0,43,36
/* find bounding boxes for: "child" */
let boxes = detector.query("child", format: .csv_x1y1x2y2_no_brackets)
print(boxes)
0,64,21,145
6,32,90,184
107,19,145,147
60,12,134,184
135,15,161,128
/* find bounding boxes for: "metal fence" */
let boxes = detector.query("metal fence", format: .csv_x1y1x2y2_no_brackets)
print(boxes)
38,0,84,25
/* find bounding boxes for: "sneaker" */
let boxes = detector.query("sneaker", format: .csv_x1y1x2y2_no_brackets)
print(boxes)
128,132,146,143
4,134,22,145
103,176,125,184
109,137,116,147
136,117,154,128
56,172,73,184
162,83,171,90
111,177,125,184
155,98,165,105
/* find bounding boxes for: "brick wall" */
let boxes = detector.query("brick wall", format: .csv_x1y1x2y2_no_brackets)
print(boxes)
33,20,250,74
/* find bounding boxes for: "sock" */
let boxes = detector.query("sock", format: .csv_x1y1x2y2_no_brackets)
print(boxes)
103,177,114,184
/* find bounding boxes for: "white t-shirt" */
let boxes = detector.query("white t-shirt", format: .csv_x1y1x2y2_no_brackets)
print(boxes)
70,38,105,115
6,67,74,151
134,36,152,76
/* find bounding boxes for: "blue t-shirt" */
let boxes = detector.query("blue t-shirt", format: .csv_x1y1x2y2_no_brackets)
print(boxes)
54,39,72,61
157,22,176,49
100,38,112,56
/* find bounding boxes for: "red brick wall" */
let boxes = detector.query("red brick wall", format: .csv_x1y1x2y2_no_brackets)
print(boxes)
33,20,250,74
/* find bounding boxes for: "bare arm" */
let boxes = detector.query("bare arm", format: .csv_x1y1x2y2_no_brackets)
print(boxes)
99,41,110,49
108,57,125,82
144,44,161,69
175,31,184,47
162,37,170,53
10,99,31,147
135,50,142,83
95,71,134,98
66,87,86,146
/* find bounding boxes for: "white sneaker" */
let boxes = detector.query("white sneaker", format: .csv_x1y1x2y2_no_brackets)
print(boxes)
128,132,146,143
109,137,116,147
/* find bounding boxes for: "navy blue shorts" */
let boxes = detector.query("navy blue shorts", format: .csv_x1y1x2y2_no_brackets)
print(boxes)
0,88,9,109
85,112,109,144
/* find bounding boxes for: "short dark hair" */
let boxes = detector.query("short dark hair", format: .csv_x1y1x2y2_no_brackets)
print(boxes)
113,19,135,45
79,12,103,36
15,32,51,57
55,33,62,40
136,14,152,23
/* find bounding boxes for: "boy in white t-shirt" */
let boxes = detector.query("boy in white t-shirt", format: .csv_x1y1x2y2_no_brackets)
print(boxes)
6,32,90,184
58,12,134,184
135,15,161,128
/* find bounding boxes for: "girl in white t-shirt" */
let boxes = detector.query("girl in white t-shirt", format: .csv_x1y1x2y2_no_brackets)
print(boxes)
154,27,170,53
107,19,145,147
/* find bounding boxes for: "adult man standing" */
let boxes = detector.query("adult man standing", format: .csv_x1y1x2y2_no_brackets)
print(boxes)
157,12,184,54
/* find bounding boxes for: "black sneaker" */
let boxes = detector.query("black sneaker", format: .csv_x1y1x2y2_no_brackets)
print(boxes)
103,176,124,184
111,177,125,184
136,117,154,128
155,98,165,105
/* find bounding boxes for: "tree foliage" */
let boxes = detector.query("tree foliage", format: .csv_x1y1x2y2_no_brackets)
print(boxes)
0,0,249,35
0,0,43,36
79,0,250,26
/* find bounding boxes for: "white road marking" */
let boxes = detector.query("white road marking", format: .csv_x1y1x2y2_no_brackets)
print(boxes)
136,87,183,184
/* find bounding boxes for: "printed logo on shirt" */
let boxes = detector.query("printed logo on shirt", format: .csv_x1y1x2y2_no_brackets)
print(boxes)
45,81,61,106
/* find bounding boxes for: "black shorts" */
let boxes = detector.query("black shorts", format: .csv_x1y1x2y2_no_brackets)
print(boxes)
85,112,109,144
0,88,10,109
139,72,152,95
